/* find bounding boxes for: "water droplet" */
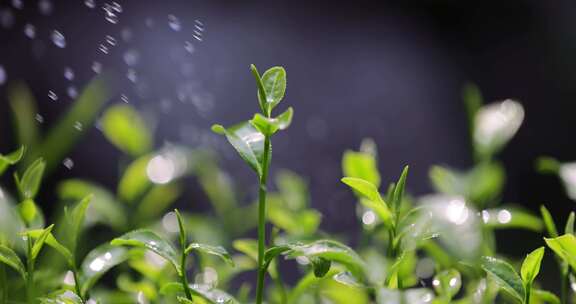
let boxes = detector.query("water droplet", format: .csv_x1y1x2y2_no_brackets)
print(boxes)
35,113,44,123
120,27,132,42
92,61,102,74
51,30,66,48
48,90,58,101
105,35,116,46
0,65,6,85
123,49,139,66
0,9,15,29
362,210,376,225
63,270,75,285
184,41,195,54
110,2,122,12
104,10,118,24
23,24,35,39
120,94,129,103
74,121,83,131
63,158,74,169
12,0,23,10
85,0,96,9
67,86,78,99
64,67,74,80
38,0,53,15
162,212,179,233
167,14,181,31
147,155,176,184
99,44,109,54
497,209,511,224
126,69,137,83
145,17,154,28
89,257,105,271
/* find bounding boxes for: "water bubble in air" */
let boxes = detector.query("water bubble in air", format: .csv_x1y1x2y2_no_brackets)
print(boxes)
38,0,53,15
168,14,181,31
0,65,6,85
92,61,102,74
64,67,74,80
48,90,58,101
51,30,66,48
24,24,36,39
35,114,44,124
63,158,74,170
67,86,78,99
85,0,96,9
74,121,83,131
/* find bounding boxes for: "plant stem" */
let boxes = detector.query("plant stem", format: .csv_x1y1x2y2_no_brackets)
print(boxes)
72,267,85,303
256,135,272,304
0,264,7,303
180,250,193,301
561,266,569,304
524,284,531,304
26,236,34,304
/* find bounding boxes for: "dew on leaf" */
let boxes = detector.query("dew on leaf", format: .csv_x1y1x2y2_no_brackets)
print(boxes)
51,30,66,48
63,270,75,285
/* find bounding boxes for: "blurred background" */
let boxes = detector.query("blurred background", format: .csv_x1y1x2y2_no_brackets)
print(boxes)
0,0,575,286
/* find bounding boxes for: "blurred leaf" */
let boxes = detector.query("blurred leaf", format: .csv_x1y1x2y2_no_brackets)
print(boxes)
8,82,39,156
101,104,152,157
0,191,25,245
540,206,558,238
392,166,409,211
0,146,25,176
66,194,92,254
482,207,543,232
267,195,321,236
118,155,151,203
0,244,26,279
342,149,380,187
211,122,264,177
544,234,576,271
276,169,308,210
233,239,258,262
433,269,461,301
25,229,73,267
39,290,83,304
185,243,233,266
565,212,574,235
17,158,46,199
532,289,560,304
33,76,113,173
376,288,435,304
557,163,576,201
111,229,180,274
18,199,38,226
480,256,524,302
136,183,181,222
521,247,544,287
58,179,126,230
535,156,560,174
463,83,483,147
341,177,392,227
473,99,524,159
285,240,366,279
30,224,54,261
80,244,129,294
161,281,240,304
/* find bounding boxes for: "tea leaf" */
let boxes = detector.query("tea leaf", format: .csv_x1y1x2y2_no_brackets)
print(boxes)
185,243,233,266
211,122,264,177
118,155,151,203
565,212,575,235
342,149,380,187
0,146,25,175
480,256,524,302
540,205,558,238
0,244,26,279
31,224,54,261
341,177,392,227
18,198,38,225
259,66,286,113
473,100,524,158
8,83,39,156
18,158,45,199
532,289,560,304
24,229,73,267
80,244,129,294
432,269,461,300
392,165,409,211
544,234,576,271
111,229,180,274
482,207,543,232
101,104,152,157
67,194,93,253
520,247,545,286
250,64,269,114
39,290,84,304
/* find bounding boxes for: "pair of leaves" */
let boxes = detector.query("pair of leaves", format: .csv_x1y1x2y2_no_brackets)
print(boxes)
251,65,286,116
0,146,24,176
341,177,393,228
480,247,545,303
250,107,293,136
15,158,45,200
544,234,576,271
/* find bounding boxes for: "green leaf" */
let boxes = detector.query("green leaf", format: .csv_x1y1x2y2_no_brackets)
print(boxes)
25,229,74,267
101,104,152,157
392,165,409,211
480,256,525,302
0,146,25,175
540,205,558,238
80,244,129,294
118,155,151,203
432,269,461,300
520,247,545,288
463,83,483,144
535,156,560,174
259,66,286,113
285,240,366,279
310,256,331,278
18,198,38,225
18,158,45,199
136,184,181,222
233,239,258,262
30,224,54,261
67,194,93,253
39,290,84,304
565,212,574,235
111,229,180,274
185,243,234,266
250,64,269,114
342,149,380,187
8,83,39,156
0,244,26,279
341,177,393,227
544,234,576,271
532,289,560,304
177,297,194,304
211,122,264,177
276,169,308,210
249,107,293,136
161,282,240,303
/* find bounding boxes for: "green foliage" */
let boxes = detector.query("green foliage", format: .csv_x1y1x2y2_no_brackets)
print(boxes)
101,104,152,157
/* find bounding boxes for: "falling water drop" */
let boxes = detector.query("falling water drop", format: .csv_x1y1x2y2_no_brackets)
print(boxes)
105,35,116,46
110,1,122,12
0,9,15,29
64,67,75,81
168,14,181,31
51,30,66,48
123,49,139,66
11,0,23,10
85,0,96,9
38,0,53,15
92,61,102,74
184,41,194,54
24,24,36,39
35,114,44,124
99,44,109,54
0,65,6,85
48,90,58,101
74,121,83,131
103,8,118,24
120,94,129,103
67,86,78,99
126,69,137,83
63,158,74,170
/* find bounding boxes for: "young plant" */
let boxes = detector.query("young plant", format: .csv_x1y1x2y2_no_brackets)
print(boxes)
212,64,292,304
111,209,235,303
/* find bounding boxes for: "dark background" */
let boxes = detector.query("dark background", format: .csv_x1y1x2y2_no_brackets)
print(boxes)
1,0,575,289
